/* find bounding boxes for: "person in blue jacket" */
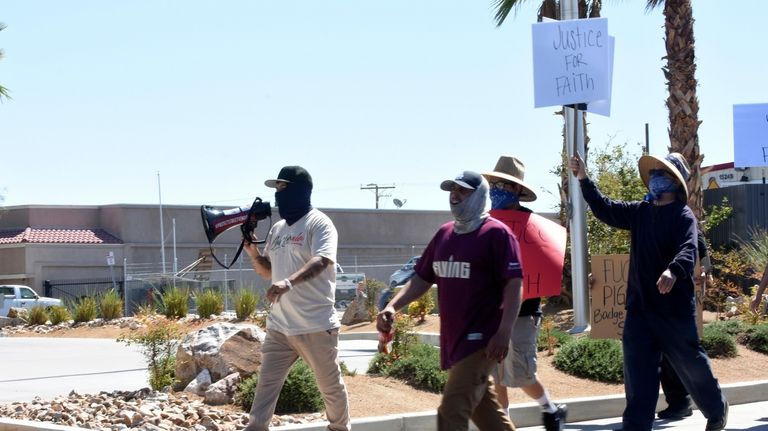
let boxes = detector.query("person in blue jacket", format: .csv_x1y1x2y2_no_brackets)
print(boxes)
569,152,728,431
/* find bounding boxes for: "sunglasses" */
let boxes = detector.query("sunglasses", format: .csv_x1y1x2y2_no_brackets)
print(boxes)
490,181,518,192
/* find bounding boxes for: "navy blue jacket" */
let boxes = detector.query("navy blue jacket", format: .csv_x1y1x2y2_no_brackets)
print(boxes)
580,178,697,316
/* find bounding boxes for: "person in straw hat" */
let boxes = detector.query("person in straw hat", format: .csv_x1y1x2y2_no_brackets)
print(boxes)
569,152,728,431
482,156,567,431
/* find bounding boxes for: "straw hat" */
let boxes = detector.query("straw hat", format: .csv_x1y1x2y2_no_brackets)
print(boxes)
637,152,690,200
482,156,537,202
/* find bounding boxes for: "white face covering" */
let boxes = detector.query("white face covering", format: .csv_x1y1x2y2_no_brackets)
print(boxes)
450,177,490,234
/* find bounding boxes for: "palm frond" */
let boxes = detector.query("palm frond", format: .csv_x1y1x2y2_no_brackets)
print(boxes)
645,0,665,12
492,0,529,27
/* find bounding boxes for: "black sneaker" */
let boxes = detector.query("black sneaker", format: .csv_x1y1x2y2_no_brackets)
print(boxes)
657,404,693,420
705,401,729,431
542,404,567,431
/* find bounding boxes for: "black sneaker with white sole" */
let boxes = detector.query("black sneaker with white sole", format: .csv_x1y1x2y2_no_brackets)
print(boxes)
542,404,567,431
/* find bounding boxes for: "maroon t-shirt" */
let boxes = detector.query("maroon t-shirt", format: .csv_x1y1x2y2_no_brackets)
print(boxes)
415,217,524,369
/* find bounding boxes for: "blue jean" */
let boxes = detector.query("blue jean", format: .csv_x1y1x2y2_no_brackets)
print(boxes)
621,308,727,431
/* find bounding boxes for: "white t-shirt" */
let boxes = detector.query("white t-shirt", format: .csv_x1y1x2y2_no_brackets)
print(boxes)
264,208,340,335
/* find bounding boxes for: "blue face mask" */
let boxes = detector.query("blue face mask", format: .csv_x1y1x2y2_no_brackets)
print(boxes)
490,188,519,210
645,171,678,201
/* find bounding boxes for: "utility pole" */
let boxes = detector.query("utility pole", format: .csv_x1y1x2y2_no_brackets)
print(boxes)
360,183,395,209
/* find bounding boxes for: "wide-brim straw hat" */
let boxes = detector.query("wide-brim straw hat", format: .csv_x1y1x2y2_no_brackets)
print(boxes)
482,156,537,202
638,152,690,200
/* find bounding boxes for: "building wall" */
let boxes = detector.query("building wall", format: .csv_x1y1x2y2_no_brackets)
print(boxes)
1,204,560,291
704,184,768,248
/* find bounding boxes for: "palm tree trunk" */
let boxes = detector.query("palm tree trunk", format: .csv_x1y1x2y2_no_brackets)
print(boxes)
661,0,703,219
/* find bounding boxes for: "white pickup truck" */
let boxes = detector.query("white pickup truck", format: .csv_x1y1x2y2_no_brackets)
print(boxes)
335,264,366,308
0,285,62,317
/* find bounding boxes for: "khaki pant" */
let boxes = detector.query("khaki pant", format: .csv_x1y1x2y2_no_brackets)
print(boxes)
438,349,516,431
246,328,350,431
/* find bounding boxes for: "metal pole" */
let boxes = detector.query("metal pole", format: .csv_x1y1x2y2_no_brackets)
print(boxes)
123,257,129,316
158,172,166,275
645,123,650,155
172,218,178,288
562,0,590,333
224,253,229,312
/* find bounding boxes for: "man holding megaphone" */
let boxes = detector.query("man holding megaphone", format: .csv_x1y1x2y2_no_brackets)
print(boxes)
242,165,350,431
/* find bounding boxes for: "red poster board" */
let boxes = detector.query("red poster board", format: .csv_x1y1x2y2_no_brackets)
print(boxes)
490,210,567,299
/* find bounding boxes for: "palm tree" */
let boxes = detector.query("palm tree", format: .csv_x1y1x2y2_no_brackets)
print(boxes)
494,0,704,220
0,22,10,101
645,0,703,220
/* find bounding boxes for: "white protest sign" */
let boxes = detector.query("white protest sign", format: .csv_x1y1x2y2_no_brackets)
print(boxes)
733,103,768,167
532,17,610,108
586,35,614,117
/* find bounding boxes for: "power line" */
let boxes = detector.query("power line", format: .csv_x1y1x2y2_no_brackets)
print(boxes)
360,183,395,209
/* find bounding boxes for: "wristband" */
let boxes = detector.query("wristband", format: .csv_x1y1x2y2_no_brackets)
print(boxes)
283,279,292,290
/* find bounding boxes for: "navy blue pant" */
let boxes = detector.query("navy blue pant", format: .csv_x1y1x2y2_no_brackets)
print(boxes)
621,308,727,431
659,354,691,409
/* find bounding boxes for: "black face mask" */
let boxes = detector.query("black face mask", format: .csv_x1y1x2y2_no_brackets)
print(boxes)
275,183,312,225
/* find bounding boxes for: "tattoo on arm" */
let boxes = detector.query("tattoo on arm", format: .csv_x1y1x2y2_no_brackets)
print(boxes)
254,256,271,271
295,257,331,283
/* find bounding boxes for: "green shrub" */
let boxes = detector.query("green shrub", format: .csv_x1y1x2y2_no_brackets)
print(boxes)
701,325,738,358
118,318,184,390
161,287,189,319
360,279,384,319
234,289,259,320
134,302,157,319
705,320,745,337
99,289,124,320
196,289,224,319
537,326,572,352
28,305,49,325
377,342,447,393
407,290,435,324
553,337,623,383
72,296,98,323
235,374,259,411
739,323,768,354
235,359,325,414
48,305,71,325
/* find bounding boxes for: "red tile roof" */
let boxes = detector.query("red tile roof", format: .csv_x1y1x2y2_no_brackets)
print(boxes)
0,228,122,244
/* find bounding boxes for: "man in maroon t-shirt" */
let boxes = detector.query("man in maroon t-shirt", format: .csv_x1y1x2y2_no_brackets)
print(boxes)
377,170,524,431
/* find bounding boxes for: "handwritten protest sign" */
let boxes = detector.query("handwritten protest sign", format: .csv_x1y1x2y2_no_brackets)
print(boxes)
490,210,567,299
590,255,628,339
532,17,610,108
733,103,768,167
591,254,705,339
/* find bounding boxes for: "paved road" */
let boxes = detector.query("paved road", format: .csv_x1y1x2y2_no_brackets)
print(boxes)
0,337,148,403
517,401,768,431
0,337,379,404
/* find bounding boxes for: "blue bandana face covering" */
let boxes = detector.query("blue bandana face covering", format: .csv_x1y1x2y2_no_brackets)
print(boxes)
645,171,678,201
490,188,519,210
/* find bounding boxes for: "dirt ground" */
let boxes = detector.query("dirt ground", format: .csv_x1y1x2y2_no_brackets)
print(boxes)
7,311,766,419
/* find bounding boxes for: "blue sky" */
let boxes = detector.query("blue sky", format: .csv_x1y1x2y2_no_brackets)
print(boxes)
2,1,766,213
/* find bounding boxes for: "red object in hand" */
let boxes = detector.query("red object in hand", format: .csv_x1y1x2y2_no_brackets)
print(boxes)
378,330,393,354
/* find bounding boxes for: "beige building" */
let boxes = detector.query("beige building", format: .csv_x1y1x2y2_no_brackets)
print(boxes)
0,204,458,296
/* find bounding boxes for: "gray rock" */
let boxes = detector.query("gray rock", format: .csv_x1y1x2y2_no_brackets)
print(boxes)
184,369,212,396
174,323,265,390
204,373,241,406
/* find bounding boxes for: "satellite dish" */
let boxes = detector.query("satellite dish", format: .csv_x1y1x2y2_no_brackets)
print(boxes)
393,198,407,208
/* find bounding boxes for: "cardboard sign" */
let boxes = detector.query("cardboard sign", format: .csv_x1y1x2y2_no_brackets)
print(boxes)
733,103,768,167
590,255,629,339
532,17,610,108
490,210,567,299
591,254,705,339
